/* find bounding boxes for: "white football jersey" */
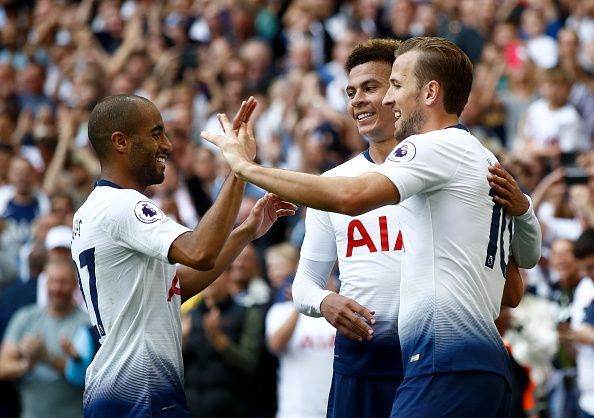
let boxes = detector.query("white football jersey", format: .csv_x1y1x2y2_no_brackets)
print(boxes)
266,301,335,418
372,127,512,383
300,150,403,378
71,180,191,416
301,151,403,324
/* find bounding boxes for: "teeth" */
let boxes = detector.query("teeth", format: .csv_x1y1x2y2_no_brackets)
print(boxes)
156,157,166,163
394,111,401,119
357,112,373,120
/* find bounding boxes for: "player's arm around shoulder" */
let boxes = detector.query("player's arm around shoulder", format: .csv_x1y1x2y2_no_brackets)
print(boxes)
487,163,542,268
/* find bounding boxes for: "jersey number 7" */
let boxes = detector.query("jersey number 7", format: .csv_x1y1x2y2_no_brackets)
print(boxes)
73,247,106,338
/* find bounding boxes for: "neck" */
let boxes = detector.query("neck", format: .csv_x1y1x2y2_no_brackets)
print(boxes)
99,167,144,193
423,112,460,133
48,304,74,318
368,137,398,164
12,190,34,204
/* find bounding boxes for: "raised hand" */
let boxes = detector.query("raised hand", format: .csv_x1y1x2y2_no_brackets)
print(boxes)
231,96,257,132
201,114,254,176
320,293,375,342
487,163,530,216
244,193,297,240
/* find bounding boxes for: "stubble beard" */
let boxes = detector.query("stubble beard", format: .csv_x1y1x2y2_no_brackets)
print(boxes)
394,108,425,142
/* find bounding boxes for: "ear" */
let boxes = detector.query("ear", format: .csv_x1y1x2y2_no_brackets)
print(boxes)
111,131,128,154
424,80,440,107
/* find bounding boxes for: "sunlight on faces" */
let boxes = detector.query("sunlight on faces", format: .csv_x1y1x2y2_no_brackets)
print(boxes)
346,61,396,143
128,102,171,187
383,51,426,141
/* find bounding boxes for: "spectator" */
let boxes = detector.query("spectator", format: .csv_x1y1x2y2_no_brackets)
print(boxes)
520,67,589,158
182,269,262,418
565,229,594,418
265,275,336,418
0,257,89,418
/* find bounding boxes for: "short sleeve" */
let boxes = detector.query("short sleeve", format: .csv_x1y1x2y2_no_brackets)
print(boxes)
2,307,31,344
104,193,190,263
371,136,460,202
265,302,295,338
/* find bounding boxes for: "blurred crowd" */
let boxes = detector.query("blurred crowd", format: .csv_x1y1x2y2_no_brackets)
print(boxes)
0,0,593,417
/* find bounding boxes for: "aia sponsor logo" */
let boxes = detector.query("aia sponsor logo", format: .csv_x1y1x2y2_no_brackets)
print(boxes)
346,216,404,257
167,274,181,301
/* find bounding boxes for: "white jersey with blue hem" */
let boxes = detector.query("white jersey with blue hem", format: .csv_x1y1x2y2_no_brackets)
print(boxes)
371,127,512,384
298,150,404,378
71,180,191,417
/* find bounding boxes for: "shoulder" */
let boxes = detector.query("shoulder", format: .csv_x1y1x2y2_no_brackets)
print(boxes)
9,304,42,326
576,277,594,297
89,188,165,224
322,153,368,177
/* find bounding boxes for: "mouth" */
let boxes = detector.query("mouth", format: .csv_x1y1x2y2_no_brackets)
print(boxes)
156,156,167,166
394,110,401,125
356,112,375,121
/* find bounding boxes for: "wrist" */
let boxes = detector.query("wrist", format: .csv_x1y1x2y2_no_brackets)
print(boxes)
19,358,30,375
235,160,253,180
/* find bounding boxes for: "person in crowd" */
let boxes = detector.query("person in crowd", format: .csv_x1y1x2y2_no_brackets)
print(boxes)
0,258,89,418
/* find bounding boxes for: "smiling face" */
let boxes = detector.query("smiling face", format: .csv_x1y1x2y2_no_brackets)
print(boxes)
346,61,395,143
128,102,172,188
382,50,427,141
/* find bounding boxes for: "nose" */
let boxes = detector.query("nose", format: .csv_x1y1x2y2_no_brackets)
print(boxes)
382,86,394,108
161,133,173,152
351,90,365,107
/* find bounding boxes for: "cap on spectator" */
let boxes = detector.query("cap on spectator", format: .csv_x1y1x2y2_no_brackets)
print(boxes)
45,225,72,251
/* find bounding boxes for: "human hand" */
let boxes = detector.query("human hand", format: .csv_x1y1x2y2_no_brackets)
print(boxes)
320,293,375,342
20,335,47,365
231,96,257,132
203,306,229,350
231,97,257,160
244,193,297,240
201,114,254,177
571,324,594,345
60,335,80,361
487,163,530,216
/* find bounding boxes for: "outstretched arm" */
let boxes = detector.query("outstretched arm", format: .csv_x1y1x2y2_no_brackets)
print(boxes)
177,194,296,302
201,115,399,215
488,163,542,268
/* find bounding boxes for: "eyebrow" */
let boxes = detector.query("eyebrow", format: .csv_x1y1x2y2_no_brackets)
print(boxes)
346,78,380,92
151,124,164,134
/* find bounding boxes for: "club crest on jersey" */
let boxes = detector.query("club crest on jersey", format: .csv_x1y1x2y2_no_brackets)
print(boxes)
134,201,163,224
387,141,416,163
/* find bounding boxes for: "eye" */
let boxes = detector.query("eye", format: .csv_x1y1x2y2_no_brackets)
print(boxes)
346,90,355,99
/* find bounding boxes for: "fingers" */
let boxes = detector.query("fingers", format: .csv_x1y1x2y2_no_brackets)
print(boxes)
216,113,234,134
231,97,257,131
244,96,257,124
231,101,248,132
200,131,224,147
336,313,374,342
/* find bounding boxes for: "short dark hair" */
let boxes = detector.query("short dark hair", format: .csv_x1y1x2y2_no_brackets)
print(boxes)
396,37,473,116
574,229,594,259
541,66,572,86
344,38,401,74
87,94,152,160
